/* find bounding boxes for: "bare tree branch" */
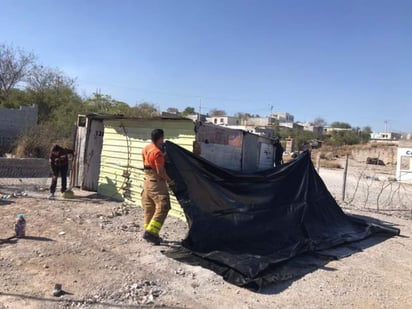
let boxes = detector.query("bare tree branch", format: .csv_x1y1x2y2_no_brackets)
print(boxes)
26,65,76,92
0,43,35,101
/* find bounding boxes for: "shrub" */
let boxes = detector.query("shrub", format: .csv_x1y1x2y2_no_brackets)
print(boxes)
13,124,72,158
320,160,342,169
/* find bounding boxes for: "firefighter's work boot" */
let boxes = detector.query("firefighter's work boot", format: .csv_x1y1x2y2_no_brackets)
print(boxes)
142,231,161,245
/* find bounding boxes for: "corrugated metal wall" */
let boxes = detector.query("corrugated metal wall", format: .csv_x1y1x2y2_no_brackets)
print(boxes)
98,118,195,219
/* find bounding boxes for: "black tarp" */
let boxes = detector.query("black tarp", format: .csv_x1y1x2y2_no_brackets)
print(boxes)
164,141,400,291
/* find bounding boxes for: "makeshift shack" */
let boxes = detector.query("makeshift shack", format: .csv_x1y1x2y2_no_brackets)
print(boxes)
97,117,195,218
195,122,275,172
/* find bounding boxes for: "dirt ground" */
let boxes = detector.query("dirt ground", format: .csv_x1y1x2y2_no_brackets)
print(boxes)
1,177,411,309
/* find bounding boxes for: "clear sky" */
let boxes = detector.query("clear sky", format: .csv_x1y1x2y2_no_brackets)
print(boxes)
1,0,411,132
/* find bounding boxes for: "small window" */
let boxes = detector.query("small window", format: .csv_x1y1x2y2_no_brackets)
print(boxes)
214,119,217,124
77,116,87,127
220,118,224,123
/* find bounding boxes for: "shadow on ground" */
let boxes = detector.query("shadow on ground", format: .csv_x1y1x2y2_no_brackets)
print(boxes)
0,200,14,206
0,236,54,246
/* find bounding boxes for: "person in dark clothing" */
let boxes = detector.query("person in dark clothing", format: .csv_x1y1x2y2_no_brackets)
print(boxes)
49,144,74,199
274,138,284,166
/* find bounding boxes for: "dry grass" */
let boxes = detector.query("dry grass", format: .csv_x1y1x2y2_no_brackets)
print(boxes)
313,142,398,159
319,160,342,169
13,124,71,158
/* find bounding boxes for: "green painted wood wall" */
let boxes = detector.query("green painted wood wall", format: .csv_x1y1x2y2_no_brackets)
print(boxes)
98,118,195,219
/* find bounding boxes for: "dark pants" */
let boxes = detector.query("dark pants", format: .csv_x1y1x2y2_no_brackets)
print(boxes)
50,164,68,194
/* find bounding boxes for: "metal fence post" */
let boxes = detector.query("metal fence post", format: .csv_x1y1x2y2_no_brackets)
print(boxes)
342,154,349,202
316,153,321,173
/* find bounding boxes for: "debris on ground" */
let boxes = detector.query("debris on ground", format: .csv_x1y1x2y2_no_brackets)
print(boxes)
0,178,411,308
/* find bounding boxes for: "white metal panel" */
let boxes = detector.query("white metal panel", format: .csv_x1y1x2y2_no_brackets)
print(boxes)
73,126,87,187
396,147,412,183
257,142,274,169
200,143,242,171
242,133,259,173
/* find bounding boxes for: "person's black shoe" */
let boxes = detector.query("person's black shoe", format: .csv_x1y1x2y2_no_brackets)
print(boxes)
143,231,161,245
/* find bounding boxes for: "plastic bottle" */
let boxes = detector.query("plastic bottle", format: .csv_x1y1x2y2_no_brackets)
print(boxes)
15,214,26,238
1,195,9,201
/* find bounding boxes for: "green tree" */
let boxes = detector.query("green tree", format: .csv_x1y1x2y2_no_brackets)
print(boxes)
25,65,80,124
234,112,252,123
360,126,372,144
130,102,159,117
84,93,122,113
274,127,316,151
182,106,195,116
325,130,360,146
0,88,31,108
166,107,179,114
209,108,226,116
330,121,352,129
313,117,327,127
272,120,282,137
294,130,316,150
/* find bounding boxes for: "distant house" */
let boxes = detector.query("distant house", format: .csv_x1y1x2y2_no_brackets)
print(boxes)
371,132,402,141
297,122,324,136
254,127,275,138
185,113,207,122
323,127,353,135
225,125,275,138
271,112,294,122
161,108,181,118
245,117,277,127
206,116,240,126
279,122,304,131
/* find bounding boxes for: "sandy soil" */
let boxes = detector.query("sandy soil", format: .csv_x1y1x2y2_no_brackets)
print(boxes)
0,177,411,309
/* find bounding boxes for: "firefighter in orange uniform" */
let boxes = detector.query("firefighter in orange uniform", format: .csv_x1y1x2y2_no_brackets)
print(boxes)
141,129,174,245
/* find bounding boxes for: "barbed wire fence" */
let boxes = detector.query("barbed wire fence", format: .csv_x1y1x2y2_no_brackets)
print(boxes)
317,154,412,219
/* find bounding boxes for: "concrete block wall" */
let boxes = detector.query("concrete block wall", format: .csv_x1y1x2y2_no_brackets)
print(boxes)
0,105,38,151
0,158,49,178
